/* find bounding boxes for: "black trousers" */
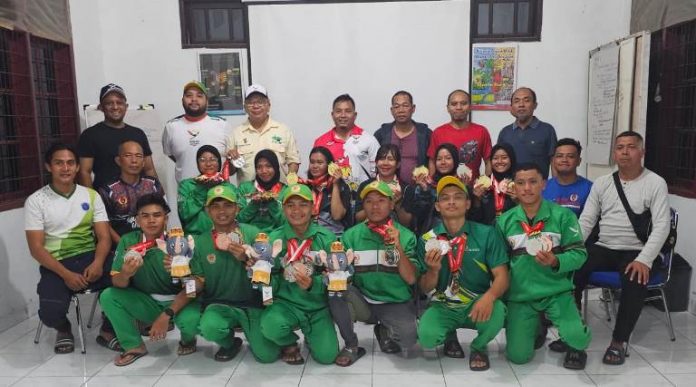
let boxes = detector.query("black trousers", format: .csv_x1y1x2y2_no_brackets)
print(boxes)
37,251,114,333
573,243,657,343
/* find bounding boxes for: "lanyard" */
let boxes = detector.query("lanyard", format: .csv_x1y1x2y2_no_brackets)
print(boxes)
520,220,544,237
492,177,506,214
438,234,467,273
367,218,395,244
287,238,313,264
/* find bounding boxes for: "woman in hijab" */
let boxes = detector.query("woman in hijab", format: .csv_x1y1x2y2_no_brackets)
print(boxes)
237,149,285,232
468,142,517,225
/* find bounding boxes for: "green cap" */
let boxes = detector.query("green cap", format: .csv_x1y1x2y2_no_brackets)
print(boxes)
359,180,394,200
282,184,313,204
206,184,237,205
183,80,208,96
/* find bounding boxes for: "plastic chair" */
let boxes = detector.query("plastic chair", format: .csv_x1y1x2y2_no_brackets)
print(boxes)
33,289,100,354
583,208,678,343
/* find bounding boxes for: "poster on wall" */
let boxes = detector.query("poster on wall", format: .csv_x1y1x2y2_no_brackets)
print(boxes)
471,45,518,110
198,51,245,115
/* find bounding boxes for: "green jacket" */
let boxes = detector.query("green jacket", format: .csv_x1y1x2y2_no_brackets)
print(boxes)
178,180,241,235
111,231,180,295
237,181,286,233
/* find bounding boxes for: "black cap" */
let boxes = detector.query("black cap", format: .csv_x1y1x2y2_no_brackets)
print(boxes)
99,83,126,102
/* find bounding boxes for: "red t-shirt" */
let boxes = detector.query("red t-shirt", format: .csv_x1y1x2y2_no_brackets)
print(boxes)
426,122,492,179
313,126,364,166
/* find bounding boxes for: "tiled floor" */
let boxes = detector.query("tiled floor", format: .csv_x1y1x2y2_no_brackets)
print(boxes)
0,295,695,386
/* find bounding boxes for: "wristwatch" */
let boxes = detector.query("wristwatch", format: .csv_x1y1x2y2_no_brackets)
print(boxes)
163,307,175,318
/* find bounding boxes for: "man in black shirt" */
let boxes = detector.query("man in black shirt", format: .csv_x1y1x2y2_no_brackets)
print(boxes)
78,84,157,189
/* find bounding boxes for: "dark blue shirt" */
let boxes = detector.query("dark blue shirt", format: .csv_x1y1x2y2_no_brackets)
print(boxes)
542,176,593,217
498,117,557,177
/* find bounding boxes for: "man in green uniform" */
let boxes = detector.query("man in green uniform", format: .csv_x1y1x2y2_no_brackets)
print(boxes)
100,194,200,366
417,176,509,371
329,180,419,366
260,184,339,365
496,163,590,370
190,183,281,362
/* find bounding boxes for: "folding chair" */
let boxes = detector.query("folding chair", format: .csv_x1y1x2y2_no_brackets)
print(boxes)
33,289,100,354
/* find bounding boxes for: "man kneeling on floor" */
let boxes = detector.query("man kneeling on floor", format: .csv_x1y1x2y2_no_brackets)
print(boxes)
329,181,419,366
496,163,591,370
100,194,200,366
417,176,509,371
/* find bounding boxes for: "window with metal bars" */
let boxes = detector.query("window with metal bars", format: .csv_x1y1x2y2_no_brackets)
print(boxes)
471,0,543,42
179,0,248,48
0,28,79,211
645,19,696,198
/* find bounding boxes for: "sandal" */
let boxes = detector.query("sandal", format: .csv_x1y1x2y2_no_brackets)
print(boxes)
549,339,569,353
335,346,366,367
469,351,490,371
281,344,305,365
177,339,197,356
114,350,148,367
54,331,75,354
602,344,626,365
374,323,401,354
534,324,548,350
96,335,122,352
443,337,465,359
564,349,588,370
214,338,243,362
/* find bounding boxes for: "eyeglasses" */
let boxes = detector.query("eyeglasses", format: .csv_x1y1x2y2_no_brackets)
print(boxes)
245,100,268,107
198,157,219,163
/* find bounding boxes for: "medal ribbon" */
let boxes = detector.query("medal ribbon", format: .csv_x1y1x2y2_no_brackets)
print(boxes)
221,158,231,180
287,238,313,264
367,218,395,244
492,177,506,214
129,237,157,255
254,181,283,194
303,174,332,216
520,220,545,237
437,234,467,273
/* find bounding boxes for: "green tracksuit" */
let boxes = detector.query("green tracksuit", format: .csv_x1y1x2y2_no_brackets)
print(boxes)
260,223,339,365
496,200,590,364
178,181,241,235
190,224,280,363
100,231,199,351
416,221,508,353
236,181,286,233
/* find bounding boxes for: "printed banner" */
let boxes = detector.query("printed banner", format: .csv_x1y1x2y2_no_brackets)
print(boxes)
471,46,518,110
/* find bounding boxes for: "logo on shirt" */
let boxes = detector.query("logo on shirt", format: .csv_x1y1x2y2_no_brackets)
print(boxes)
459,140,479,164
117,196,128,207
272,135,282,144
570,193,578,202
207,253,216,264
81,202,90,211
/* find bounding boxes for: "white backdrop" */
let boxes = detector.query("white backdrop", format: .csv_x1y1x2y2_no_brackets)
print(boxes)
248,0,470,174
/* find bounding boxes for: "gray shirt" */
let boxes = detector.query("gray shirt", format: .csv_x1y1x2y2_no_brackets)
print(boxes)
579,168,670,266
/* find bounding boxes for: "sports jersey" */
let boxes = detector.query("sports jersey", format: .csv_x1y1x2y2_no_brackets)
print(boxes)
162,114,229,183
496,200,587,302
341,221,417,303
98,176,164,236
313,126,380,189
426,122,492,180
25,184,108,260
543,176,593,217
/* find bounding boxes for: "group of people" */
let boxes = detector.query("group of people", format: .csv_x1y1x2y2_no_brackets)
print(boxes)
24,81,671,373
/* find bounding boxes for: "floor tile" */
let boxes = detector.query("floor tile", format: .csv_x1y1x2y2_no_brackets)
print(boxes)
639,349,696,374
517,374,595,386
303,351,373,375
589,374,673,386
232,348,305,375
0,353,54,377
154,374,230,386
664,373,696,387
299,374,372,387
94,343,178,376
445,372,521,386
373,373,446,387
226,372,301,387
440,351,513,376
371,350,441,375
584,350,659,375
164,345,240,376
0,377,19,387
11,376,86,387
83,375,160,387
27,352,112,377
509,349,586,375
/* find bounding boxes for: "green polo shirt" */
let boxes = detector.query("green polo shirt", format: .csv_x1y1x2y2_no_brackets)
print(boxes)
418,221,508,305
268,222,336,313
342,221,418,303
236,181,286,233
190,223,261,307
496,200,587,303
111,230,180,295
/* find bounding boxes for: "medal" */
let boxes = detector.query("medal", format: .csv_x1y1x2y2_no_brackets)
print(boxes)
425,238,450,255
438,233,467,294
520,221,551,255
232,156,246,168
384,243,400,265
367,219,400,265
450,271,460,294
285,238,314,282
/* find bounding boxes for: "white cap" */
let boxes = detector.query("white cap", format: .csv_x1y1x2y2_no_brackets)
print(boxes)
245,84,268,99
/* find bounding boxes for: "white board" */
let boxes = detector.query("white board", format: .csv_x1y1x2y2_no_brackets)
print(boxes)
587,43,620,165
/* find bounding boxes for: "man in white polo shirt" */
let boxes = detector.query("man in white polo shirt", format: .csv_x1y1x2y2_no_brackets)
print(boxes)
227,84,300,183
25,143,117,354
162,81,229,183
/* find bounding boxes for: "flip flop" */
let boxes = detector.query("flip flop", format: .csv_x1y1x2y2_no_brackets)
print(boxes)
177,339,197,356
374,323,401,354
469,351,490,371
548,339,569,353
564,349,588,370
602,345,626,365
214,337,243,362
114,350,148,367
96,335,123,352
54,332,74,354
281,344,305,365
335,346,366,367
443,337,466,359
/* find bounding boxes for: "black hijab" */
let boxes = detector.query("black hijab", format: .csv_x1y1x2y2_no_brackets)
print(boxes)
432,143,459,183
254,149,281,190
196,145,222,174
490,142,516,181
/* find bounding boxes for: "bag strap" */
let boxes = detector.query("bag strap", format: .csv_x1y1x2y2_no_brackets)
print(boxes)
612,171,644,240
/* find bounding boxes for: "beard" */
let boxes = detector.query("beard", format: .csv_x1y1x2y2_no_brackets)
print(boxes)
183,103,207,117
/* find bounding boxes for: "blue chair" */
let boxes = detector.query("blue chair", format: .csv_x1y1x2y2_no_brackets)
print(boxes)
582,208,678,344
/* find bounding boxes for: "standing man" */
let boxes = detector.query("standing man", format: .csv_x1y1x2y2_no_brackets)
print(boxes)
374,90,432,185
329,181,419,366
543,138,593,217
574,131,670,366
314,94,380,191
162,81,229,183
227,84,300,183
98,140,165,246
417,176,509,371
497,163,590,370
78,83,156,189
427,90,492,181
498,87,557,178
25,143,117,354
